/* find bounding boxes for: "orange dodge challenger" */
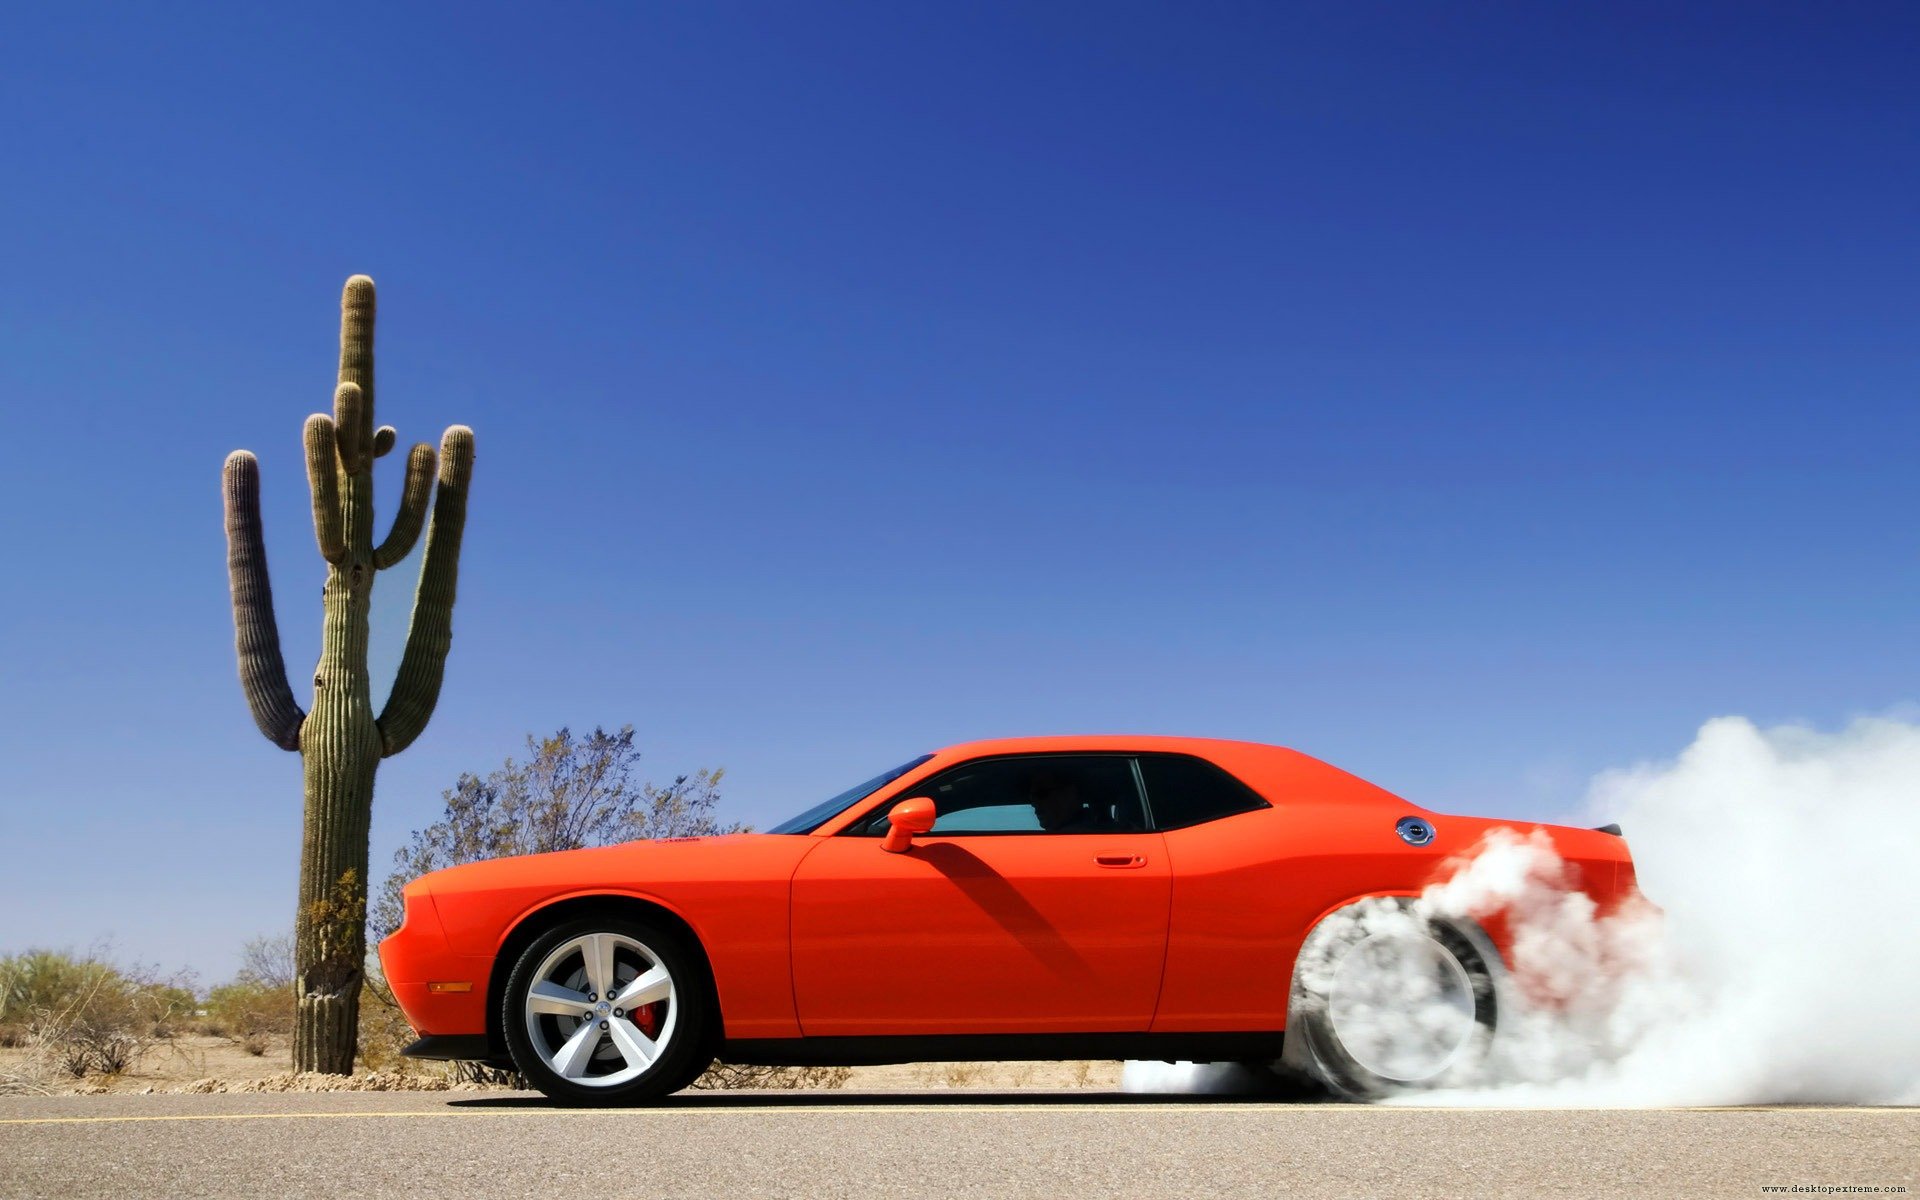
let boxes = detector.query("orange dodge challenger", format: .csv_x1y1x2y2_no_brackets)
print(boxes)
380,736,1636,1103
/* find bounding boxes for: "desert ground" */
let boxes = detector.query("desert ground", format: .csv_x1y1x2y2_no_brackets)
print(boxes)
0,1032,1120,1095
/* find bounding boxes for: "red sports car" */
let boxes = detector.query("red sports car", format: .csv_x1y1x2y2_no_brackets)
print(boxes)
379,736,1636,1103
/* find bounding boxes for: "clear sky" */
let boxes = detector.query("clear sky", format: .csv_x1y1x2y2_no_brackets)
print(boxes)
3,3,1916,981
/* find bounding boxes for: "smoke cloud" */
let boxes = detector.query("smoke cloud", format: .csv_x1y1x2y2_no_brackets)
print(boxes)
1124,714,1920,1104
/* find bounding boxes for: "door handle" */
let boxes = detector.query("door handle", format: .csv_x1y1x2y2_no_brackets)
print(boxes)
1095,853,1147,869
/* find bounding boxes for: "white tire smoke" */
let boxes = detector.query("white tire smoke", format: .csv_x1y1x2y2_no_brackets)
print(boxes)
1125,714,1920,1104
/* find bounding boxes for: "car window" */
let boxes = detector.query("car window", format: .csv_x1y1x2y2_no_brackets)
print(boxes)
849,754,1148,835
1135,753,1270,830
926,803,1042,832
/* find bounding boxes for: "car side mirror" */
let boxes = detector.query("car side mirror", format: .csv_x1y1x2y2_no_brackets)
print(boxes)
881,797,937,853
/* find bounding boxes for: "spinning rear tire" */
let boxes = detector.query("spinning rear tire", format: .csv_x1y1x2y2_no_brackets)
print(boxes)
1285,898,1498,1099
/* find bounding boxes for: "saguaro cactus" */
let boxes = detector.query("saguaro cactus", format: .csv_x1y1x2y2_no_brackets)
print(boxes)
222,276,475,1073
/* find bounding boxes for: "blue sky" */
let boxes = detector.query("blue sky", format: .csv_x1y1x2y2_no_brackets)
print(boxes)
2,3,1916,980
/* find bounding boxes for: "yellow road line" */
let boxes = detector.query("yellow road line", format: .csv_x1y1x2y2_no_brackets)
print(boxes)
1,1103,1913,1127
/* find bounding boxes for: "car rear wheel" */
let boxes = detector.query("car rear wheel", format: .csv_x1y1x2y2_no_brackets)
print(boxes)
502,914,714,1105
1285,898,1497,1099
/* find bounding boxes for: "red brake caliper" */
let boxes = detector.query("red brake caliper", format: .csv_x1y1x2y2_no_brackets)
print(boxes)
632,1001,663,1038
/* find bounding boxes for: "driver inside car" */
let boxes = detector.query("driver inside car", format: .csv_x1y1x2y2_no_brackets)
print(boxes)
1028,771,1112,832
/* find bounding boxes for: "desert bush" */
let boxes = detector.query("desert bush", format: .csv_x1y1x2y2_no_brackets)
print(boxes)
353,978,419,1074
204,980,295,1043
444,1060,524,1087
0,949,175,1078
691,1062,852,1091
202,931,301,1048
157,1037,208,1079
371,726,737,944
53,1024,142,1077
139,983,199,1038
235,934,296,991
0,950,118,1041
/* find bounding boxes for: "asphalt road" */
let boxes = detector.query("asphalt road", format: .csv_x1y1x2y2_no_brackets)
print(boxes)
1,1090,1913,1199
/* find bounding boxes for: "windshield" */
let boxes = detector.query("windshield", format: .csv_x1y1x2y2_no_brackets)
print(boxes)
765,755,934,834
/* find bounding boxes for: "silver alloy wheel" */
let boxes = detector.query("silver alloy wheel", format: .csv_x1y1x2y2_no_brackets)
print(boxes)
1326,929,1477,1083
521,931,678,1088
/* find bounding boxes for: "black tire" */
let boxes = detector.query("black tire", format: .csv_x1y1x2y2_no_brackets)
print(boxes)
1285,899,1498,1100
653,1049,718,1097
501,912,716,1106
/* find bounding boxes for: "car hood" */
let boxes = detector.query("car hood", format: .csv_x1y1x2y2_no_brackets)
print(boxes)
420,833,766,891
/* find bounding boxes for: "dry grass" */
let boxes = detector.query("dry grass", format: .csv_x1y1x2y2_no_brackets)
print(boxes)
692,1062,852,1090
0,1070,54,1097
173,1071,491,1094
903,1060,1117,1090
2,1035,1126,1096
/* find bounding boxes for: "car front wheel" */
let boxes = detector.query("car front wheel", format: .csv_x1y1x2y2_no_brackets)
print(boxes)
502,914,714,1105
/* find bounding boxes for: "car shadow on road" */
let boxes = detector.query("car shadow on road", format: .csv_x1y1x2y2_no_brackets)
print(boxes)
448,1087,1332,1110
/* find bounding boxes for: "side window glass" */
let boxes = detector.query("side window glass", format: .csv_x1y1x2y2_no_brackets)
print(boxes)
852,755,1147,835
1136,754,1269,830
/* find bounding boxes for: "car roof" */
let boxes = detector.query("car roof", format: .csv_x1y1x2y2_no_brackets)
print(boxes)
914,735,1413,810
928,734,1290,759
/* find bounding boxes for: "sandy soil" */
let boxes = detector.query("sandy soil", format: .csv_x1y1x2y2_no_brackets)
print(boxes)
2,1035,299,1094
1,1035,1123,1094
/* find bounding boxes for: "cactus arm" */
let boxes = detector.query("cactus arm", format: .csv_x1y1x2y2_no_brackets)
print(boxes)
372,426,396,458
376,426,474,756
222,451,306,751
332,383,367,475
302,415,346,564
373,442,436,570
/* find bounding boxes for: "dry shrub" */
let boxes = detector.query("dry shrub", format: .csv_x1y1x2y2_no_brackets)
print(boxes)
2,950,109,1052
355,977,422,1074
204,981,294,1046
2,950,108,1021
0,949,181,1079
159,1038,208,1079
46,1023,143,1078
445,1060,524,1087
0,1071,53,1097
691,1062,852,1091
142,987,199,1039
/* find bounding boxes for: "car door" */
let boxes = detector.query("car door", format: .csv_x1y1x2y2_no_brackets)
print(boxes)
789,753,1171,1036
